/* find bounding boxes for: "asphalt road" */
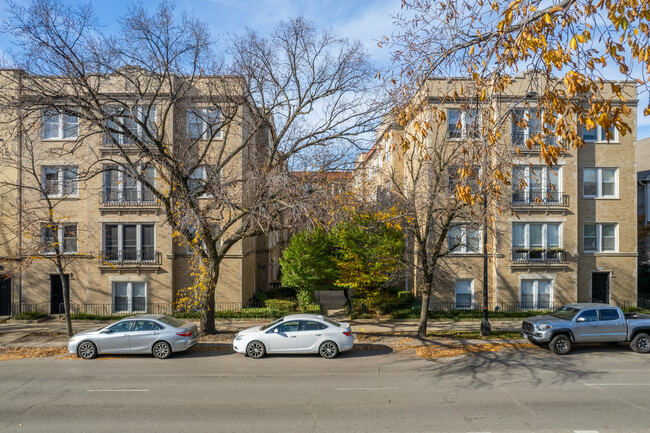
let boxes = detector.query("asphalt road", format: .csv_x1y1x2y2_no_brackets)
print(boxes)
1,344,649,433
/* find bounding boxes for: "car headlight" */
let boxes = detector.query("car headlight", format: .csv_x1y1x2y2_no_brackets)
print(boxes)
235,334,243,341
537,324,552,331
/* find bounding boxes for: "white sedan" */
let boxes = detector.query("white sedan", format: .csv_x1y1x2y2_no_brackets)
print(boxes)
233,314,354,359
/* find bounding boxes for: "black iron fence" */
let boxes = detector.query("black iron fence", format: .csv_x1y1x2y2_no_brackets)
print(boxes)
511,190,569,207
99,249,161,265
428,299,650,313
511,249,568,264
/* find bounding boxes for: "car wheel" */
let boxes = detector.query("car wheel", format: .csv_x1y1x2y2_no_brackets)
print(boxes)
246,341,266,359
549,334,571,355
631,333,650,353
152,341,172,359
319,341,339,359
77,341,97,359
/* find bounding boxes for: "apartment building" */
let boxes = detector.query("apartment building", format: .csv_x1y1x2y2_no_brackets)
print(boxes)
0,68,280,316
355,71,639,309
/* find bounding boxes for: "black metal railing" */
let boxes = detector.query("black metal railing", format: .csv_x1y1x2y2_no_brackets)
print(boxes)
511,190,569,207
428,301,566,312
101,188,157,205
100,249,161,265
511,249,568,263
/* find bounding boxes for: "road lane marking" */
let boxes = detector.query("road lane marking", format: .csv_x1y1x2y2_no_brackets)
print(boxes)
87,389,150,392
336,387,399,391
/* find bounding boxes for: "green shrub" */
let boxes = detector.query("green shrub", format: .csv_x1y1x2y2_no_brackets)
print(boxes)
14,311,48,320
70,313,137,320
172,311,202,319
301,303,321,314
264,299,296,312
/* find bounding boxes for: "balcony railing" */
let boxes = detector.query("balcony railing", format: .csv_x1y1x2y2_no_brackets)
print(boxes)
100,249,161,265
511,249,568,264
101,189,157,206
511,189,569,207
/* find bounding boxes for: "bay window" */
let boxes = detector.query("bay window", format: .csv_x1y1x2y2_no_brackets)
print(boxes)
103,223,155,262
512,222,561,261
512,165,560,204
103,165,155,203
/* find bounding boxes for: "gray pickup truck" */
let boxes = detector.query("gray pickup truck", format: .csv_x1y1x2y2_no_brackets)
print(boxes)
522,303,650,355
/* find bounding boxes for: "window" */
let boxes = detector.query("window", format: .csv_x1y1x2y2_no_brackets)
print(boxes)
447,224,481,253
447,109,480,139
113,282,146,313
187,108,221,139
42,166,78,197
42,111,78,140
103,165,155,203
512,165,560,203
577,310,598,322
455,279,474,309
41,224,77,254
104,106,156,145
103,223,155,262
448,165,480,195
132,320,163,331
521,279,552,309
107,320,134,333
582,124,616,143
583,223,617,252
599,308,620,321
512,223,561,260
583,168,617,198
275,320,300,333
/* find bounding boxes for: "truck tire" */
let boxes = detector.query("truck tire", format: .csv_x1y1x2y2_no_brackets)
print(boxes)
549,334,572,355
630,333,650,353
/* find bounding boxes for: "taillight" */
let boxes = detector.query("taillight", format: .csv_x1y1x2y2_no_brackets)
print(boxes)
176,331,192,337
343,331,352,336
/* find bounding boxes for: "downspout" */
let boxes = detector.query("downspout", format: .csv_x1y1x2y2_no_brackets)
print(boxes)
17,69,23,313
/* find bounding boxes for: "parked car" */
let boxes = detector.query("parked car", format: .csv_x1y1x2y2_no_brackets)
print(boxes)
233,314,354,359
68,314,198,359
522,303,650,355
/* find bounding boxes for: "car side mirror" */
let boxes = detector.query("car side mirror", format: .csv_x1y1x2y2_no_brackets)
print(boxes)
576,317,586,322
101,329,113,334
273,328,279,333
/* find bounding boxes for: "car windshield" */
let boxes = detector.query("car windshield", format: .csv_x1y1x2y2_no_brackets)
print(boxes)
549,306,581,320
157,315,185,328
260,318,284,331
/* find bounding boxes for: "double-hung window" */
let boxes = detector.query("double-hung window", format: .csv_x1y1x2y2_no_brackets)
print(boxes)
42,166,78,197
113,281,146,313
512,165,561,203
41,224,77,254
103,223,155,262
582,124,617,143
583,223,617,252
512,222,561,261
447,109,480,139
521,279,552,309
455,279,474,309
187,108,221,139
103,165,155,203
583,168,617,198
447,224,481,254
42,111,78,140
104,106,156,145
512,108,542,147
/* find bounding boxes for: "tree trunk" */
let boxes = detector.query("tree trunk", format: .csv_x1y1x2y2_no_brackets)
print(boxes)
56,264,73,337
418,285,431,337
199,272,218,335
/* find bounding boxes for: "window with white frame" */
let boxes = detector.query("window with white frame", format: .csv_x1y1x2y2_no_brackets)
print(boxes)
113,281,146,312
447,108,480,139
447,224,481,253
512,165,561,203
41,223,77,254
511,108,557,147
42,166,78,197
42,111,78,140
512,223,561,260
583,168,617,198
455,279,474,309
187,108,221,139
103,223,155,262
583,223,617,252
581,124,617,143
104,106,156,145
189,166,219,197
103,165,155,203
521,279,552,309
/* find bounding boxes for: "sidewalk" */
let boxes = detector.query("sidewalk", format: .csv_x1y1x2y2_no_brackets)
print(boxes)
0,316,527,350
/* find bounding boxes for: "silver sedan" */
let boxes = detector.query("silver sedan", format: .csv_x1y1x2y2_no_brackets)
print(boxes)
233,314,354,359
67,314,199,359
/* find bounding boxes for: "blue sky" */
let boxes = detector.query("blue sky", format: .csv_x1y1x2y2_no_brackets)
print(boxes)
1,0,648,139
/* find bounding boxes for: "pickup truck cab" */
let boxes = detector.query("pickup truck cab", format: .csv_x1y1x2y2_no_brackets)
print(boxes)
522,303,650,355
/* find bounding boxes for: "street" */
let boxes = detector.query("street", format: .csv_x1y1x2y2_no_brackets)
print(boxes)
0,344,649,432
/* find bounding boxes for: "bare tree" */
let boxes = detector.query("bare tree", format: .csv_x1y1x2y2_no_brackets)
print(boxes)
0,1,380,334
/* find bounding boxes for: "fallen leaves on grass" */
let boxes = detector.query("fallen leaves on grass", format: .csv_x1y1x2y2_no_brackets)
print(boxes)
414,342,533,358
0,347,67,361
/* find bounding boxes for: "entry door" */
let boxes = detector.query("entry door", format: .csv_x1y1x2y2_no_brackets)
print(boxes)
0,278,10,316
592,272,610,304
50,274,69,314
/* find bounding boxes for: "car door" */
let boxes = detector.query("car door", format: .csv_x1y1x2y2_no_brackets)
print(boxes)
97,321,133,353
573,309,600,342
598,308,627,342
266,320,300,353
294,320,324,352
128,320,163,353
